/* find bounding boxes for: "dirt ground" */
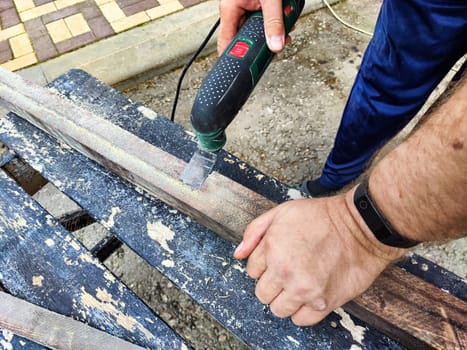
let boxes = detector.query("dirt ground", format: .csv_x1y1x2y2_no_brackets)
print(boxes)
74,0,466,348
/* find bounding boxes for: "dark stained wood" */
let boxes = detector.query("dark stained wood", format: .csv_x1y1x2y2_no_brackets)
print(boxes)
0,68,465,349
0,67,273,244
347,267,466,350
0,169,189,349
0,291,148,350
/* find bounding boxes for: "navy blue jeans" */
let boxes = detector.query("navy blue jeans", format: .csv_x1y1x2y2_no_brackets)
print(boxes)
319,0,467,190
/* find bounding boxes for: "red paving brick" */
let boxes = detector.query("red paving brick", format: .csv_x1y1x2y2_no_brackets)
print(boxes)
32,35,58,61
0,40,12,64
78,1,104,20
34,0,55,6
56,31,96,53
117,0,158,16
24,18,48,39
87,16,115,39
0,0,14,12
0,7,20,28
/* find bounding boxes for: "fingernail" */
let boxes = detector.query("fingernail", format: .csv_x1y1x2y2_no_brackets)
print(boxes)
268,35,284,51
234,241,244,255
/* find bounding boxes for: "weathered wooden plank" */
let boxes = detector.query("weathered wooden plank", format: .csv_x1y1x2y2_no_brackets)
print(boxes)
347,268,466,349
0,67,273,244
0,102,403,349
0,291,148,350
0,170,189,350
0,69,465,345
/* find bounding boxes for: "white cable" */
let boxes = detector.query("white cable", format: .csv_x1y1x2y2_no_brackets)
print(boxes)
322,0,373,37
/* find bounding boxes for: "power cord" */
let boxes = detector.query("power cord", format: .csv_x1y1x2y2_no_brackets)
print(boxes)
170,18,221,123
322,0,373,37
170,1,372,123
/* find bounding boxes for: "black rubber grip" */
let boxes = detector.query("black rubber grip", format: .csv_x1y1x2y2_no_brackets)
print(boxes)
191,0,305,134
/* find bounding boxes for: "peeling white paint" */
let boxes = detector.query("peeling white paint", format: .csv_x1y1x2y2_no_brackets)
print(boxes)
104,270,117,283
147,220,175,254
45,238,55,246
162,259,175,268
64,257,79,266
96,287,114,303
80,287,155,341
287,335,300,346
69,239,81,251
223,157,235,164
53,180,63,189
79,253,104,269
231,262,246,273
137,106,158,120
287,188,304,200
10,213,27,229
2,330,13,342
32,275,44,287
0,340,12,350
102,207,121,229
335,308,365,347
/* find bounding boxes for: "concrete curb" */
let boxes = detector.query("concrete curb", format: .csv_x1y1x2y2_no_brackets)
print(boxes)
18,0,338,88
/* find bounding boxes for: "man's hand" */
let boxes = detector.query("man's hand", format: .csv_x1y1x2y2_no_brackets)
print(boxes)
218,0,286,54
234,192,405,326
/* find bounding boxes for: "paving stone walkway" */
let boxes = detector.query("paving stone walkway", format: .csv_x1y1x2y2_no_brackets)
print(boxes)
0,0,206,71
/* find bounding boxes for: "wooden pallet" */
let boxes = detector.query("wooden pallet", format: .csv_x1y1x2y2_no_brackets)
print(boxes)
0,68,465,349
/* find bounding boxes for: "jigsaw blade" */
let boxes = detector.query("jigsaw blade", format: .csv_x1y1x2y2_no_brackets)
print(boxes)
180,148,217,189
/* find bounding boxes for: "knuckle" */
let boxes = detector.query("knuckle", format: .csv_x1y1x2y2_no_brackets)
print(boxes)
269,303,290,318
255,288,268,304
264,17,283,28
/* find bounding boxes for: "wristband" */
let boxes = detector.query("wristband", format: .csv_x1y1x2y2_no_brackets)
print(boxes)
354,180,419,248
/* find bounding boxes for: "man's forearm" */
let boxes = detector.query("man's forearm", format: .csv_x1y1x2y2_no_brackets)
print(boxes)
368,77,466,243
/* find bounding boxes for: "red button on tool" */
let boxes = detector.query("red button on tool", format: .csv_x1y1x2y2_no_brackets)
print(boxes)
229,41,250,58
284,4,293,16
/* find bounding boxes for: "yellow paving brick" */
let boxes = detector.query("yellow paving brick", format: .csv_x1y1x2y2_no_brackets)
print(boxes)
0,23,25,42
147,1,183,20
111,12,150,33
20,3,57,22
64,13,91,36
99,2,126,22
9,33,34,57
13,0,35,12
55,0,86,10
1,52,37,71
157,0,178,5
46,19,72,43
95,0,114,4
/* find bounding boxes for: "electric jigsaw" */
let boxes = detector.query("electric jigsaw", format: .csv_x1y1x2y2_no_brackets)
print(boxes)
180,0,305,188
